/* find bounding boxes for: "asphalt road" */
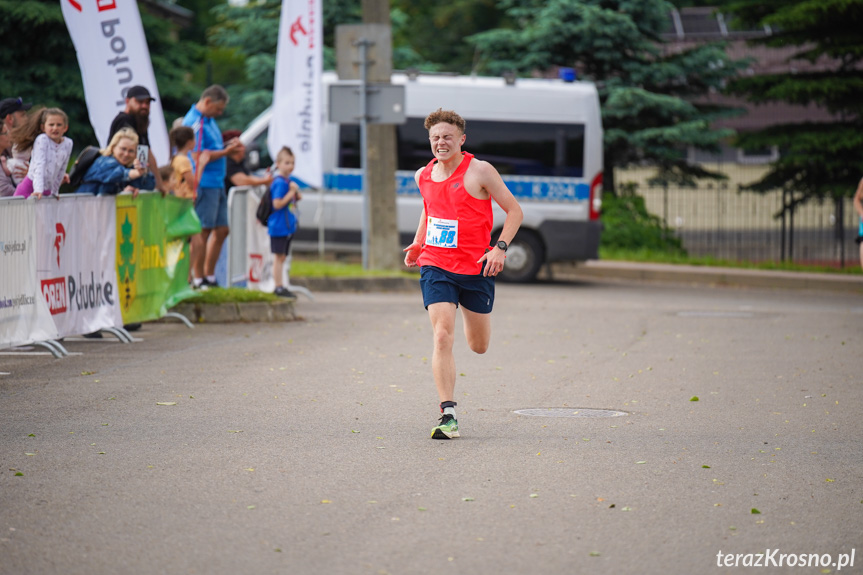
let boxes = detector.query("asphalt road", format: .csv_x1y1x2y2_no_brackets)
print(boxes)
2,279,862,575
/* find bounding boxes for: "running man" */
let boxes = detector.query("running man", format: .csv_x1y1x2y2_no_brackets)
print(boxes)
403,108,523,439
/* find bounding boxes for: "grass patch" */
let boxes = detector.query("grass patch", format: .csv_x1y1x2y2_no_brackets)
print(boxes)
184,287,281,304
600,247,863,275
290,259,414,278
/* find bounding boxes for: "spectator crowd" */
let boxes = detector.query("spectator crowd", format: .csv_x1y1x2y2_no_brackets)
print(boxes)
0,86,299,295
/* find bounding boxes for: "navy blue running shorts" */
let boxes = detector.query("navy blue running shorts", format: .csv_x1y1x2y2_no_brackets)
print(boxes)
419,265,495,314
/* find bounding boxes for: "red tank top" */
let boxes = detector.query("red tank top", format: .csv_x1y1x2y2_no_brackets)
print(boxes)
417,153,493,275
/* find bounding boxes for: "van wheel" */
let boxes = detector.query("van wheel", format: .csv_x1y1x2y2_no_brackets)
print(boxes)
498,231,544,283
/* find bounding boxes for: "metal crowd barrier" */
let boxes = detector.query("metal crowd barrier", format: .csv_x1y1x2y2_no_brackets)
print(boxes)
226,185,314,301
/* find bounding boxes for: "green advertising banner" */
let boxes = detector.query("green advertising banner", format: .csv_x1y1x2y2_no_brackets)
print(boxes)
115,192,201,324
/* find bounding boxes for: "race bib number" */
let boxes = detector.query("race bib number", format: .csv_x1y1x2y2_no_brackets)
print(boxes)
426,216,458,248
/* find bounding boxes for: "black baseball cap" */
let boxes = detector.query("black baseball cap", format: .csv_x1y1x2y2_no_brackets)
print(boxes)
126,86,156,102
0,97,33,119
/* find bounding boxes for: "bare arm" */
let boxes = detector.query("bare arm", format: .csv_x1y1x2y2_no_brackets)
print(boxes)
181,169,196,198
194,138,240,164
403,167,427,267
229,171,274,189
272,182,299,209
854,177,863,219
474,160,523,276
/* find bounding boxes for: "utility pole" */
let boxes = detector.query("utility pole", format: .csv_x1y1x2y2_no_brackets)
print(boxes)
362,0,400,270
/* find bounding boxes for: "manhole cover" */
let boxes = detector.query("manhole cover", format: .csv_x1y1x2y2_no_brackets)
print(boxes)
513,408,628,418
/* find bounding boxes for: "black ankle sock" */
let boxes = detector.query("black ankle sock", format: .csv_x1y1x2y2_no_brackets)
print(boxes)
440,401,457,412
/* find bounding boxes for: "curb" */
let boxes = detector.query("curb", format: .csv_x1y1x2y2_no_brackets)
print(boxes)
288,264,863,294
171,300,297,323
552,261,863,294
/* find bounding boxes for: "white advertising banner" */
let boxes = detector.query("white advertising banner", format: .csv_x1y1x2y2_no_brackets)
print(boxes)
0,201,59,350
36,196,123,338
61,0,170,165
269,0,324,188
246,191,276,293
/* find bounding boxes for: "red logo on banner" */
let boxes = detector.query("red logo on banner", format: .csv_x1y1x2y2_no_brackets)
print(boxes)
41,278,68,315
66,0,116,12
54,223,66,268
289,17,307,46
249,254,263,283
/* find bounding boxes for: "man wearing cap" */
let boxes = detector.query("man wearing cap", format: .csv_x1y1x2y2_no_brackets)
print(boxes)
0,124,15,197
0,97,33,187
108,85,163,193
0,97,32,133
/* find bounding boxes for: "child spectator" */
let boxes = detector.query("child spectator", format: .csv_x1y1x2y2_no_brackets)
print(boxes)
169,126,206,200
169,125,205,284
268,146,302,298
13,108,73,198
158,164,173,194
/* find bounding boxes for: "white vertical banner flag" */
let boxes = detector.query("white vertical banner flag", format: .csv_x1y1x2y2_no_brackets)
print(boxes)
0,201,59,350
269,0,324,188
61,0,170,165
245,192,276,294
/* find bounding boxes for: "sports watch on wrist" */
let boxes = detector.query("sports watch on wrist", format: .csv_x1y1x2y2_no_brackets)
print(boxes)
497,240,508,252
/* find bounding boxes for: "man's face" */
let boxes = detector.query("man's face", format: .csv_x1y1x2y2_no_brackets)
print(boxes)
0,125,10,153
428,122,465,163
202,98,227,118
6,110,27,130
229,141,246,160
126,97,151,119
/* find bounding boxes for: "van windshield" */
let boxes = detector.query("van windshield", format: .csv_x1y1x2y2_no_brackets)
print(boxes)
339,119,585,177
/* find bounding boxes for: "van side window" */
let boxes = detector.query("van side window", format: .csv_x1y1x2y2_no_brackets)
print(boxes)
339,119,585,177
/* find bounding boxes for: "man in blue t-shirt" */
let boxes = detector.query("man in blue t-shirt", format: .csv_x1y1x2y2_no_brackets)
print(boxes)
182,85,241,289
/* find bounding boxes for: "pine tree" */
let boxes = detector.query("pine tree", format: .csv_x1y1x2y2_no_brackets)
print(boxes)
0,0,204,149
723,0,863,206
468,0,748,192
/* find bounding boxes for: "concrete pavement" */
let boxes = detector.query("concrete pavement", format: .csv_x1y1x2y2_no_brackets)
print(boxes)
2,276,862,575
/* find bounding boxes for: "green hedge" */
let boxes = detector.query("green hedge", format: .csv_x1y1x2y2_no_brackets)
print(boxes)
600,191,686,256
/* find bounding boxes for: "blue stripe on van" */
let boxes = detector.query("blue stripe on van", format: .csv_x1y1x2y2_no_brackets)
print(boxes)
324,170,589,202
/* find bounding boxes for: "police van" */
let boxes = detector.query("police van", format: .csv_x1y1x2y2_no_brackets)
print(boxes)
241,70,603,282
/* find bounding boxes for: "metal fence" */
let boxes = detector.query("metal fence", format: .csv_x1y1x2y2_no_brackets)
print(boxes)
637,182,859,267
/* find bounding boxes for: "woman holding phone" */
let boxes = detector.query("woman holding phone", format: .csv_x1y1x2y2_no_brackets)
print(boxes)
76,128,155,197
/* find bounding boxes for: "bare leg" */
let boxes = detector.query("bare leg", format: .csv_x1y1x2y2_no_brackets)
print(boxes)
859,241,863,272
461,307,491,354
273,253,286,288
193,229,211,280
204,226,229,278
187,234,205,282
428,302,457,403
